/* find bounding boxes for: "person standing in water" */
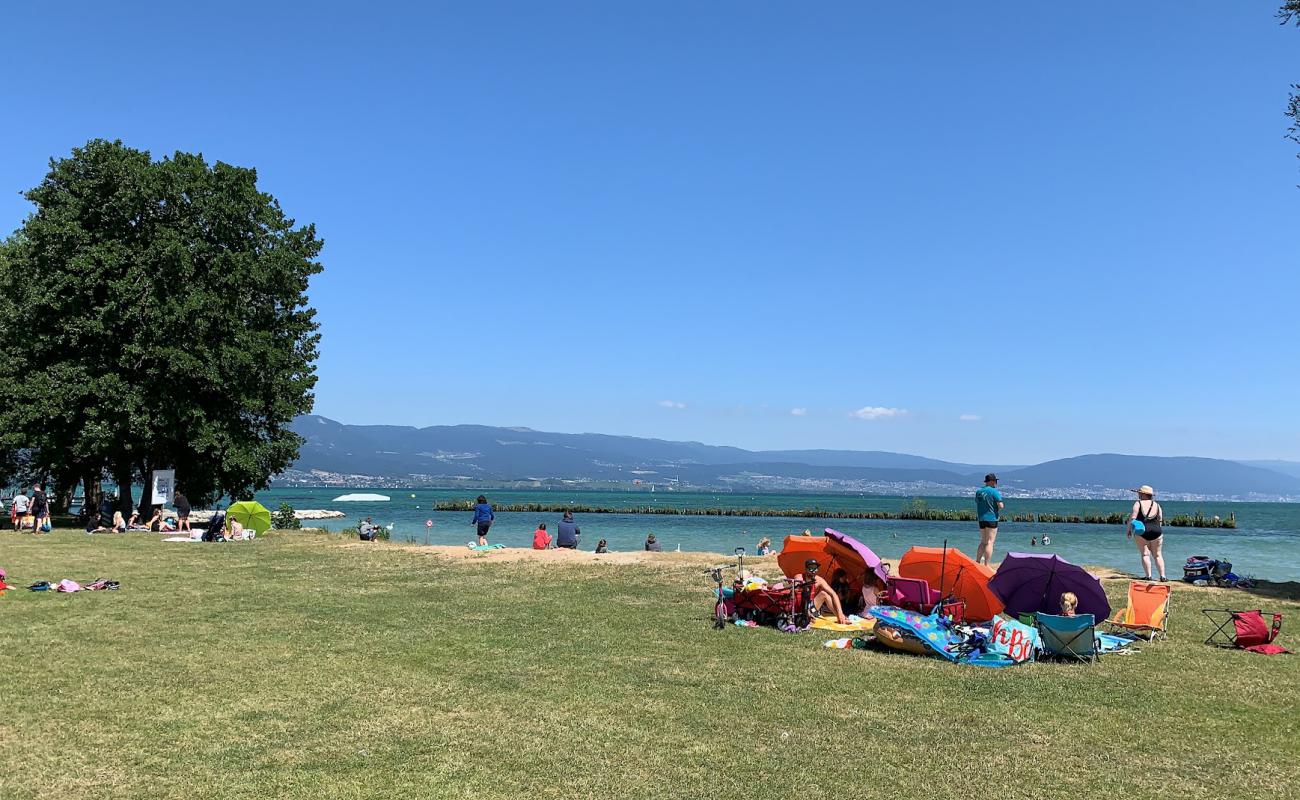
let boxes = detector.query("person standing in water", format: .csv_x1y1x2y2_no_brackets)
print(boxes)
1127,484,1166,581
471,495,494,546
975,473,1004,565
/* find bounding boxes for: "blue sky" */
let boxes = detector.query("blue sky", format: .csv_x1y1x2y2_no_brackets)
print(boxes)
3,2,1298,463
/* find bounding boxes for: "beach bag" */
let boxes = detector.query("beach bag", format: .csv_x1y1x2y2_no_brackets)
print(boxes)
1184,556,1213,583
40,519,52,532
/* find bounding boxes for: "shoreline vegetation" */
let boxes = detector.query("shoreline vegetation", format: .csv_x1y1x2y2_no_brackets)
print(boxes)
433,498,1238,528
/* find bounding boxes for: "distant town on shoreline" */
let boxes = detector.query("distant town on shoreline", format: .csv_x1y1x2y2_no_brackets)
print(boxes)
279,415,1300,503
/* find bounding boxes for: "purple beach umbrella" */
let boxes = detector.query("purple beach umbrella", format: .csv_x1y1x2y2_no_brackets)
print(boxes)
989,552,1111,621
824,528,891,587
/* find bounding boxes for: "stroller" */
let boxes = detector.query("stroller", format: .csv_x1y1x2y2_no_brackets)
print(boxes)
201,510,227,542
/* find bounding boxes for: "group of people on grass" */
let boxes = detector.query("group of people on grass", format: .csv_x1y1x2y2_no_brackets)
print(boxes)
81,490,194,535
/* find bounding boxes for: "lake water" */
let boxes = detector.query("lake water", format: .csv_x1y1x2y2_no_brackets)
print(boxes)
254,488,1300,582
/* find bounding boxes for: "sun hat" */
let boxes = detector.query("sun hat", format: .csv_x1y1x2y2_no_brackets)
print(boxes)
1130,485,1156,496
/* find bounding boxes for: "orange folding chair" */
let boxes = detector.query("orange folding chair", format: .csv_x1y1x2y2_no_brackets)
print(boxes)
1106,581,1171,641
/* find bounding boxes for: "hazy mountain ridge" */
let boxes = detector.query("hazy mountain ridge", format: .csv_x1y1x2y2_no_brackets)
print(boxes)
285,416,1300,499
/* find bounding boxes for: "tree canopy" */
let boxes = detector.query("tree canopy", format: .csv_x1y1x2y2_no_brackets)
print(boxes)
0,139,322,509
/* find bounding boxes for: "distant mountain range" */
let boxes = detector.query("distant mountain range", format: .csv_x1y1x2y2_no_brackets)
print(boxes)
282,415,1300,500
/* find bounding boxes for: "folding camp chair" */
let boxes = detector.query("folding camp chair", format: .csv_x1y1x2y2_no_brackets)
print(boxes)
1202,609,1284,649
1106,581,1170,641
881,576,966,622
1036,613,1100,663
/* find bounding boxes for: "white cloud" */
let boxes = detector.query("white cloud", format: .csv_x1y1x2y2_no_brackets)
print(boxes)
658,400,686,409
959,414,982,422
851,406,908,420
790,408,808,417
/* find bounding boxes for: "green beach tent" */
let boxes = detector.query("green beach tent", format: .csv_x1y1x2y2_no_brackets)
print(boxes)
227,500,273,535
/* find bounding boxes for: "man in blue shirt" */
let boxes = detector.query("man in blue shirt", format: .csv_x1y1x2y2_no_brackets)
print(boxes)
556,511,580,549
975,473,1004,565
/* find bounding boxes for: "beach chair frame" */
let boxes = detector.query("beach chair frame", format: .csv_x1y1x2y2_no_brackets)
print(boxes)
1036,613,1100,664
1105,581,1171,642
1201,608,1283,649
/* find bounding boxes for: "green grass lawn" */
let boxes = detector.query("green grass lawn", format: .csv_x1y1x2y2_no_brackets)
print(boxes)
2,531,1298,799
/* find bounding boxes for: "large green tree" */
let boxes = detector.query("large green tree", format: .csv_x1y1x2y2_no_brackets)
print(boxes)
1282,3,1300,169
0,139,322,510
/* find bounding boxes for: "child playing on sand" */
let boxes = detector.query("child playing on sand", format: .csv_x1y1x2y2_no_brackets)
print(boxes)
756,537,772,556
1060,591,1078,617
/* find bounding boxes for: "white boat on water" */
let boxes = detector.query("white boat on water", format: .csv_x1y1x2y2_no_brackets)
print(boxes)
332,493,391,502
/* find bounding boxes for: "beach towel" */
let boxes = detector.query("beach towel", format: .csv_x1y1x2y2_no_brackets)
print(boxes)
989,616,1040,663
163,536,201,542
1096,632,1140,654
468,543,506,551
811,616,876,633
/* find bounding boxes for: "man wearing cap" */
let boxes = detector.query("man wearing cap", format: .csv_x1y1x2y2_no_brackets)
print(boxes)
975,473,1004,565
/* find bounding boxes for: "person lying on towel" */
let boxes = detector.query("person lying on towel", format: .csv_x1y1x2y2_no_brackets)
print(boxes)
796,559,848,625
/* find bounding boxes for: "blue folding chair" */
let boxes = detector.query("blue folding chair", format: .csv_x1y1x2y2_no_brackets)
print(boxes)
1036,613,1100,663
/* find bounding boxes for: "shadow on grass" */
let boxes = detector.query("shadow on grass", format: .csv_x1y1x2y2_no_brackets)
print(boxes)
1224,579,1300,604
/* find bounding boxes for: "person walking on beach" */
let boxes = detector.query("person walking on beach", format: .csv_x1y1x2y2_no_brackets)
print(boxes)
471,495,493,546
1128,484,1167,581
975,473,1004,565
556,511,580,549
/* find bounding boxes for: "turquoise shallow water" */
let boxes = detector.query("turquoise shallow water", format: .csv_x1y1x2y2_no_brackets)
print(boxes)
253,488,1300,582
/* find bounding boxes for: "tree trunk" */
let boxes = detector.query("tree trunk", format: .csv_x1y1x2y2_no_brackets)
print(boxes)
113,462,136,516
137,460,153,518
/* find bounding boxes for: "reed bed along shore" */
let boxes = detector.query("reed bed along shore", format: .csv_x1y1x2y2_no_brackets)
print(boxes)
432,500,1237,528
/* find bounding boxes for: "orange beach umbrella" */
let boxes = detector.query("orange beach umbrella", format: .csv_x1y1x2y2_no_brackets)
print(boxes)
776,533,886,595
898,545,1004,622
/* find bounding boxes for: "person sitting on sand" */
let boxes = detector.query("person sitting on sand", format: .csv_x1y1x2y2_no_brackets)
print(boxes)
756,537,772,556
594,539,608,554
532,522,552,550
796,559,847,625
556,511,580,549
1060,591,1078,617
644,533,662,552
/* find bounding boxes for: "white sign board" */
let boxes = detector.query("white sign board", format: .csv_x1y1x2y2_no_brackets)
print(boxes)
151,469,175,506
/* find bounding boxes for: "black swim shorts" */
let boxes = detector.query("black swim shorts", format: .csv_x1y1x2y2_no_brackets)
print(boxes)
979,520,999,530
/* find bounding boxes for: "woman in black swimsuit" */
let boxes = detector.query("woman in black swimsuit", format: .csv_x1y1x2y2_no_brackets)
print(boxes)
1127,484,1166,581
